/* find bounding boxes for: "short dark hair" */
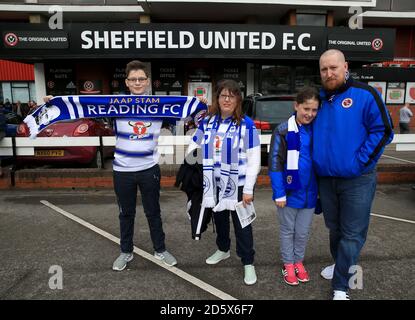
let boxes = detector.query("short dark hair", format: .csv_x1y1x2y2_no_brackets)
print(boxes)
125,60,148,78
296,86,320,104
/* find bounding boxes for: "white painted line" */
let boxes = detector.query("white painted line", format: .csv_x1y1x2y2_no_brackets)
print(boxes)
371,213,415,224
40,200,236,300
381,154,415,165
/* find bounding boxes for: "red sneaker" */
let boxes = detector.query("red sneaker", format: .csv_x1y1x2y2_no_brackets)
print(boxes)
294,262,310,282
282,264,299,286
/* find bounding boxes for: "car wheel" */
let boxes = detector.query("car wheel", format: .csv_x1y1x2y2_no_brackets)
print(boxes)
89,149,103,169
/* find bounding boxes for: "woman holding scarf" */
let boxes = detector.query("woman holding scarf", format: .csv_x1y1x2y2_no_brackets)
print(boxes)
188,79,261,285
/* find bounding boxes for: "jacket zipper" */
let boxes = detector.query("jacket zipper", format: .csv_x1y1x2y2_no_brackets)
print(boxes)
304,125,313,208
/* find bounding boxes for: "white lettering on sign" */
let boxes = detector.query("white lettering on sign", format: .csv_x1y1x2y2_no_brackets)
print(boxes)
17,36,67,42
357,41,371,46
80,30,315,52
330,40,372,46
82,30,195,50
283,33,294,50
81,31,93,49
262,32,275,50
85,103,182,116
110,31,123,49
154,31,166,48
167,31,178,49
238,32,248,49
298,33,311,51
94,31,109,49
248,32,260,49
199,31,212,49
123,31,135,49
199,31,275,50
180,31,194,49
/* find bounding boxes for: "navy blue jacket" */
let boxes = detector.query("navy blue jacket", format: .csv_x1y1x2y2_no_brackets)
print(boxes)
313,79,394,178
268,120,318,209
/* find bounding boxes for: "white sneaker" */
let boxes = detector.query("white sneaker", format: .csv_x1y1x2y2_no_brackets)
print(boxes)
244,265,257,285
333,290,350,300
205,250,230,265
321,263,335,280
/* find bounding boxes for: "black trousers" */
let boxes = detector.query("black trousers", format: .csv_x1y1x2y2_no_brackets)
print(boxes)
113,164,166,254
399,122,410,134
212,186,255,265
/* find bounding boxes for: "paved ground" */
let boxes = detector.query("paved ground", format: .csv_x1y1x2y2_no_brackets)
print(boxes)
0,184,414,301
380,144,415,164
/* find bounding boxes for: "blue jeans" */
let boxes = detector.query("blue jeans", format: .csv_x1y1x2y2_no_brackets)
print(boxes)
113,165,166,254
318,171,377,291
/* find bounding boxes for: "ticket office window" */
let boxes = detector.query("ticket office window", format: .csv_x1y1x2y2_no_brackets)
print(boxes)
294,66,321,92
1,82,35,104
260,65,292,95
296,13,327,27
259,64,320,95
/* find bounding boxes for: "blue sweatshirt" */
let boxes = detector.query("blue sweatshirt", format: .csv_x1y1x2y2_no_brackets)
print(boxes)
313,79,393,178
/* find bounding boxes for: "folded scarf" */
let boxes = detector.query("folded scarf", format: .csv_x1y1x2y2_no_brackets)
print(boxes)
24,95,207,138
202,115,244,212
286,114,301,190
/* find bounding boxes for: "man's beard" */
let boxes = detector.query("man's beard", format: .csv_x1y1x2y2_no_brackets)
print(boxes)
323,79,343,91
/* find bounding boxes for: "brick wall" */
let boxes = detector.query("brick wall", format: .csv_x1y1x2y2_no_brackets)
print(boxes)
1,166,414,189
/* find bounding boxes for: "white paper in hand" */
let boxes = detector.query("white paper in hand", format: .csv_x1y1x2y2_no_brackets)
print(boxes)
235,201,256,228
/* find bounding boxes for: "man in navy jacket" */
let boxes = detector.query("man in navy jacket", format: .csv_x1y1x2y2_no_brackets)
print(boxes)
313,49,393,300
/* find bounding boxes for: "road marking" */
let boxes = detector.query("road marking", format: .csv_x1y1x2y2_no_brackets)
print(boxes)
371,212,415,224
40,200,237,300
381,154,415,165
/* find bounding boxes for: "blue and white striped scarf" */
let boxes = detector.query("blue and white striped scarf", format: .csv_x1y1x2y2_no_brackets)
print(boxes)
286,114,301,190
202,115,244,212
24,95,207,138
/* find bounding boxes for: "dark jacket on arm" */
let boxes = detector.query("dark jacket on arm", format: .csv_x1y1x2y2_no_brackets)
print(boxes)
175,149,212,240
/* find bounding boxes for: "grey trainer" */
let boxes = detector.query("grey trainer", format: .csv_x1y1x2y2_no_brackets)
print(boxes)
112,252,133,271
154,250,177,266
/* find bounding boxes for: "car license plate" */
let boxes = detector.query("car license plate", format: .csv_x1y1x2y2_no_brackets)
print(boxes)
35,150,64,157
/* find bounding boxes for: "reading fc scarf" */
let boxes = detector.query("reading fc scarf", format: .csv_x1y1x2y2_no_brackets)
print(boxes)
201,115,244,212
286,114,301,190
24,95,207,138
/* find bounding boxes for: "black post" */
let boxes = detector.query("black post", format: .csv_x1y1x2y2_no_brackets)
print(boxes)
99,135,105,169
10,136,16,187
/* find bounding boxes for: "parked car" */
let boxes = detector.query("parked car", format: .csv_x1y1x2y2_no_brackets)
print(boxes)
242,94,295,165
243,93,295,134
4,111,22,125
16,118,115,168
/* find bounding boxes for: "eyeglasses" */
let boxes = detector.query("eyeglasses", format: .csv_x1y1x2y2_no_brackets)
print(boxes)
219,94,237,101
127,77,148,83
